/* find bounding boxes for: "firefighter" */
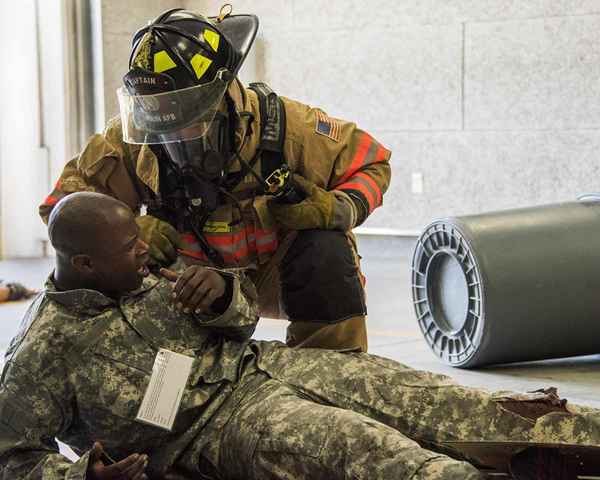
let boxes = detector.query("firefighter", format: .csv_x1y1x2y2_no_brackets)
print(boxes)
39,7,391,352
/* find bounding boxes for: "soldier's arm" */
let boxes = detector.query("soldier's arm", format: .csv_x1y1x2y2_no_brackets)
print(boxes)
161,267,259,341
0,362,91,479
39,117,143,224
191,270,259,340
282,97,392,229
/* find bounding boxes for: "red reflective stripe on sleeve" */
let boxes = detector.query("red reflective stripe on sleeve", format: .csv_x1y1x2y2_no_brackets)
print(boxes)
355,172,382,206
334,133,373,187
375,144,389,163
338,182,376,212
43,195,59,206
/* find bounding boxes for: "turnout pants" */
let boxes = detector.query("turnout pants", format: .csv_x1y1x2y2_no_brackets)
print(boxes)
254,230,368,352
197,345,600,479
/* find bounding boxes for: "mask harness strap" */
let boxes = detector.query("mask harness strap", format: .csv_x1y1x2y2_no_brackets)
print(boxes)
175,142,228,268
178,97,251,268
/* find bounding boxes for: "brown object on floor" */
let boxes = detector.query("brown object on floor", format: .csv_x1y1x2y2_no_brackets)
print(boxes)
494,387,570,421
0,282,38,302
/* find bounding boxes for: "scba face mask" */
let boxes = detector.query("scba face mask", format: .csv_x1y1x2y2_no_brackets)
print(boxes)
118,67,234,208
161,110,232,214
161,111,231,182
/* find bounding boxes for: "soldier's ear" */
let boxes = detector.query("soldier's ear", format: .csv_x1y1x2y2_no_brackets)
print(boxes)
71,254,94,274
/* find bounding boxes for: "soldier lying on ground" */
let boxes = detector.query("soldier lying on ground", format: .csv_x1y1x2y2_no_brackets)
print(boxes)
1,192,600,480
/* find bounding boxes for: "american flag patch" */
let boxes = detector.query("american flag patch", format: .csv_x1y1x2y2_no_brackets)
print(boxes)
315,110,341,142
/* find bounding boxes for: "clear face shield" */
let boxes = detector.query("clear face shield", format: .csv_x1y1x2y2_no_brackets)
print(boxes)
117,69,232,179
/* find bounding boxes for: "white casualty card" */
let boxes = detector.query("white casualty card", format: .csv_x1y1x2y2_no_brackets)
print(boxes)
136,348,194,431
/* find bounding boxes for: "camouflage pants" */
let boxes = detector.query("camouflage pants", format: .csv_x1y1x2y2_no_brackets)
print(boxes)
198,344,600,479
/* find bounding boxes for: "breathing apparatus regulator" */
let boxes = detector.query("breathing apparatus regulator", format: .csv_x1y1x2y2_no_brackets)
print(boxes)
117,6,303,266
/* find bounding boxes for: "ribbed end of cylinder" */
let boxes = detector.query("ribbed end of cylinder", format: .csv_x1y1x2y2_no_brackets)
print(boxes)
411,221,484,367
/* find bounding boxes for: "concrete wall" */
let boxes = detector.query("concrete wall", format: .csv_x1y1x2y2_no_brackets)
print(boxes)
101,1,600,232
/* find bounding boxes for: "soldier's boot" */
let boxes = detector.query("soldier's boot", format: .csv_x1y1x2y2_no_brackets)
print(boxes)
509,448,577,480
286,314,368,352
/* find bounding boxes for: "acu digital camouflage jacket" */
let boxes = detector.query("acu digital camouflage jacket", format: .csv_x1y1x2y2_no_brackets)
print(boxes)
0,272,259,479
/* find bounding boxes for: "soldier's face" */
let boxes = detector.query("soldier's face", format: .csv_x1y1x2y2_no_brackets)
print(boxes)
90,209,150,296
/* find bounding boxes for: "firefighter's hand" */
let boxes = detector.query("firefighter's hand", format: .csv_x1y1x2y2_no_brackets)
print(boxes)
87,442,148,480
136,215,181,266
160,266,227,314
268,175,336,230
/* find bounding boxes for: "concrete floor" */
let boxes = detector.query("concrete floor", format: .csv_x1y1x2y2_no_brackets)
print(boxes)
1,235,600,410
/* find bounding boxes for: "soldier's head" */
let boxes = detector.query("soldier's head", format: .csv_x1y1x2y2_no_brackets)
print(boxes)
48,192,150,296
117,7,258,182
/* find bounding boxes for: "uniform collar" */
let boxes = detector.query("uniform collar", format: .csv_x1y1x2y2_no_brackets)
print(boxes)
44,274,159,315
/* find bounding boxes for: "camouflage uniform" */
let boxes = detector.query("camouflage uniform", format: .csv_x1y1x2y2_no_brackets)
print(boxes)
1,273,599,480
38,79,392,352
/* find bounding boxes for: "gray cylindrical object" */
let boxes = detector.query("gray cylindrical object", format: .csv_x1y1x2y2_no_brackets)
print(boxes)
411,200,600,368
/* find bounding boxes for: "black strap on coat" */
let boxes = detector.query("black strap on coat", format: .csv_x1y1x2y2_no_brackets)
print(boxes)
248,82,287,182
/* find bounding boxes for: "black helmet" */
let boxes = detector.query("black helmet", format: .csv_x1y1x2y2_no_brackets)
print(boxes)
128,9,240,91
117,7,258,193
117,8,258,146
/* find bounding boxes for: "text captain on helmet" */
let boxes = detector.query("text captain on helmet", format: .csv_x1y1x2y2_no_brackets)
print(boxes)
39,7,392,352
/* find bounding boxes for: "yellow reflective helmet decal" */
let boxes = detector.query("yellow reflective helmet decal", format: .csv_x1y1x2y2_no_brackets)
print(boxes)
190,53,213,80
203,30,220,52
153,50,177,73
132,32,153,70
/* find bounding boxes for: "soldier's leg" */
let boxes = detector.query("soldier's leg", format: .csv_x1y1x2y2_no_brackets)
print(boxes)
217,378,485,480
256,344,599,449
257,229,368,352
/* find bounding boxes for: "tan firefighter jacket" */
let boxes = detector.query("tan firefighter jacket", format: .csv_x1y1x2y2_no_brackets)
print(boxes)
40,80,392,269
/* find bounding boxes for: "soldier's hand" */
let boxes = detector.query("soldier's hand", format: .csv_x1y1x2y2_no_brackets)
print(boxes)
136,215,181,267
160,266,226,314
87,442,148,480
